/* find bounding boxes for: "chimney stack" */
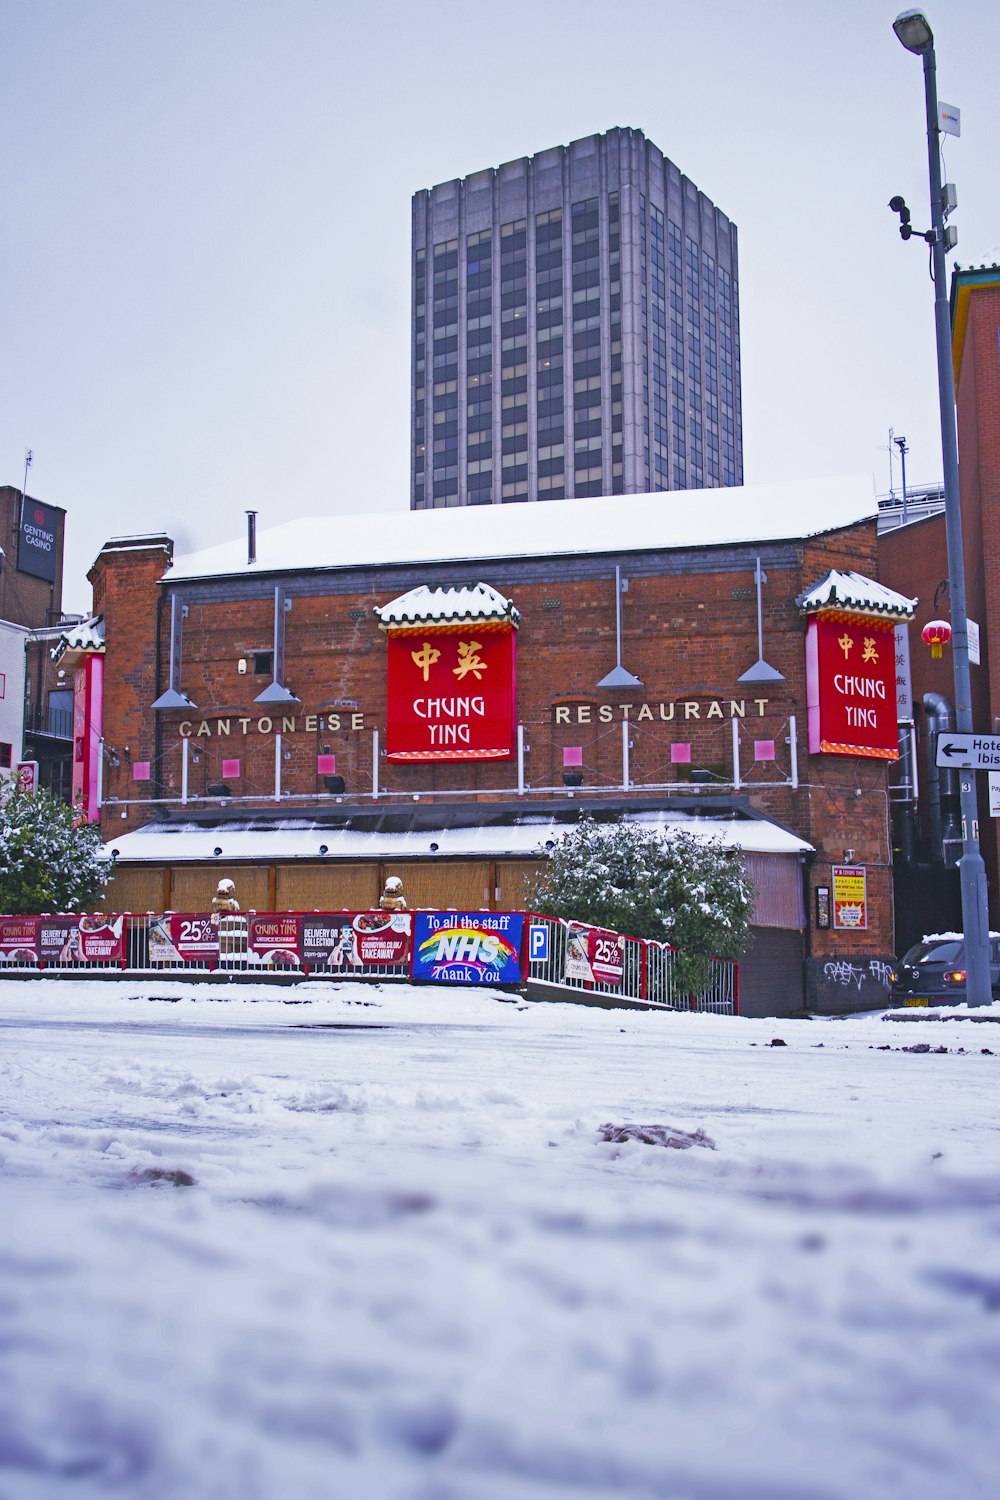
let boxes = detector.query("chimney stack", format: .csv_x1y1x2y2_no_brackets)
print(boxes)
246,510,257,566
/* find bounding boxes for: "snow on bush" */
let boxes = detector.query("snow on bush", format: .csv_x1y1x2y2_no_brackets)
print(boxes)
0,780,113,915
529,816,755,992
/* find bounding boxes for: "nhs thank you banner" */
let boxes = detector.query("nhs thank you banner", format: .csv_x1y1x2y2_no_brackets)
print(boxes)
412,912,524,985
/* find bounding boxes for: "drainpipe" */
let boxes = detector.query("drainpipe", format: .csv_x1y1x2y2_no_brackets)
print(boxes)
923,692,961,866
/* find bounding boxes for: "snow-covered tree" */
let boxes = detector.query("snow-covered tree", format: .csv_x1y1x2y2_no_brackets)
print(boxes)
529,817,755,992
0,781,113,915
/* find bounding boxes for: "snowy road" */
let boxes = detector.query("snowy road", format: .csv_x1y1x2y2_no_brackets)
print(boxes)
1,979,998,1500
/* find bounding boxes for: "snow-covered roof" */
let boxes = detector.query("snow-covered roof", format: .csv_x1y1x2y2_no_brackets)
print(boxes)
104,812,812,864
374,582,521,630
50,614,105,663
796,570,916,620
162,476,877,584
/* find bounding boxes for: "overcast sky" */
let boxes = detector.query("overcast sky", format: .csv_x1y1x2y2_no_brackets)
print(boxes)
3,0,998,612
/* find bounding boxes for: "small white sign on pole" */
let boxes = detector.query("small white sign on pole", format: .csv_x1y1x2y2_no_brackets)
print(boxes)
968,618,981,666
990,772,1000,818
939,102,961,137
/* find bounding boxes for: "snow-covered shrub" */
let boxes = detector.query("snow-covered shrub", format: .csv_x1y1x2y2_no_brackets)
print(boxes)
0,781,113,915
529,817,755,993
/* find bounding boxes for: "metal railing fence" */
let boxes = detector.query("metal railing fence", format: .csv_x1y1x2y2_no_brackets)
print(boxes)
0,909,739,1012
523,913,739,1014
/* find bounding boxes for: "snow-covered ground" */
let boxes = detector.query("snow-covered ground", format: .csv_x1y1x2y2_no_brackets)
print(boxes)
1,979,998,1500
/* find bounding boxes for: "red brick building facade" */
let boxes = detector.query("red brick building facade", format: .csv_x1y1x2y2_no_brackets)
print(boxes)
88,481,912,1015
880,266,1000,929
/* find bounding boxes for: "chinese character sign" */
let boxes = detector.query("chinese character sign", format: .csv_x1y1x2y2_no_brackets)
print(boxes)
805,616,899,759
385,628,517,762
832,866,868,930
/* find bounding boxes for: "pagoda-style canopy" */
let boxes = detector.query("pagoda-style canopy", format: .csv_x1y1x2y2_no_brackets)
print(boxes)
374,582,521,634
796,570,916,622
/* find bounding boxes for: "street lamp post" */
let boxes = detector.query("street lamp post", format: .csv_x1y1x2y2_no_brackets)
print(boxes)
893,8,992,1004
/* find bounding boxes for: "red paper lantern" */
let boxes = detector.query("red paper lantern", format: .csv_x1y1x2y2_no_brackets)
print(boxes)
922,619,952,659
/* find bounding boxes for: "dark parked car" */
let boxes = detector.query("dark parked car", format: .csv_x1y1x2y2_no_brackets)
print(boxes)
889,935,1000,1006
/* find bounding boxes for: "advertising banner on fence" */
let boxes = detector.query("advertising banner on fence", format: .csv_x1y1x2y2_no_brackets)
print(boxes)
412,912,523,985
300,912,412,971
38,915,125,965
148,913,219,965
832,866,868,930
564,923,625,988
0,916,39,964
248,913,301,969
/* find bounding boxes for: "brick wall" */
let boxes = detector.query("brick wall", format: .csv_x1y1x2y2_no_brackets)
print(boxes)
881,280,1000,918
93,517,898,969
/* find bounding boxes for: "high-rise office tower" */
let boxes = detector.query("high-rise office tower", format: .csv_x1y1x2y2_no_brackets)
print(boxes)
411,127,741,509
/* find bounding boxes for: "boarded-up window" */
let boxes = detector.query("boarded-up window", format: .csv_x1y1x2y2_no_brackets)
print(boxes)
742,853,805,930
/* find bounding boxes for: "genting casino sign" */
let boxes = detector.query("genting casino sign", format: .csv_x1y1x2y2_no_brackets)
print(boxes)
805,614,899,760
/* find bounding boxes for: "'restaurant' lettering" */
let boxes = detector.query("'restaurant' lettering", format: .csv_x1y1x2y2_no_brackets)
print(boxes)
553,699,768,725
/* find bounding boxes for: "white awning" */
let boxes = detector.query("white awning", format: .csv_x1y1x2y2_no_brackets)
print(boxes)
104,812,812,864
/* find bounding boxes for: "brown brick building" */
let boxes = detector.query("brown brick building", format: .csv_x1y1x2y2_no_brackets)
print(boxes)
86,478,916,1016
880,265,1000,935
0,483,75,796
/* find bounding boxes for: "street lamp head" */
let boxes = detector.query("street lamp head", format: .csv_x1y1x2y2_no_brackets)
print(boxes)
893,8,934,53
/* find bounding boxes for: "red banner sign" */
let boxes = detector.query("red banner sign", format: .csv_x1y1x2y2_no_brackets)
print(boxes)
564,923,625,988
806,615,899,760
38,915,125,965
248,914,301,969
148,913,220,964
0,916,39,964
299,912,412,970
385,628,516,762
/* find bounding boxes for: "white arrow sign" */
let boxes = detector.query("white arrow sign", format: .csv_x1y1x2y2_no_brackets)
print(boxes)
936,732,1000,770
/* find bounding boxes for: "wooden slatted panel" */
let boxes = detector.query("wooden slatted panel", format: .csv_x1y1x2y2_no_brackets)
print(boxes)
170,865,270,912
103,864,165,913
402,862,491,912
496,860,544,910
742,854,805,930
275,863,380,913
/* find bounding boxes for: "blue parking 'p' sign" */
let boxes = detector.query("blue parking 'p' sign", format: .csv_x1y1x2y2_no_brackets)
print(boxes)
529,924,549,963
